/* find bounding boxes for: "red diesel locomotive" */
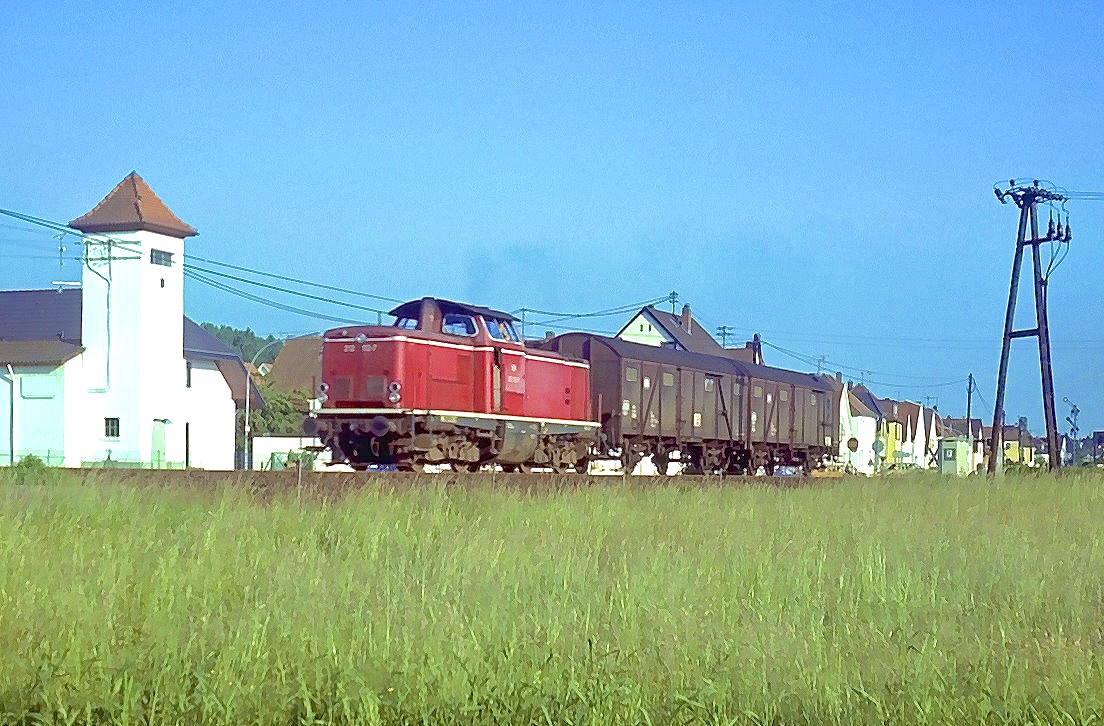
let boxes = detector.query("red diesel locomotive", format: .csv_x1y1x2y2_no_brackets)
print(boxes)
304,297,599,472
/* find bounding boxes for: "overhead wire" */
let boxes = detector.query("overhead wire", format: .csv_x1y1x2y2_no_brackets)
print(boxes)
760,339,970,389
185,254,405,304
182,262,392,317
183,269,369,325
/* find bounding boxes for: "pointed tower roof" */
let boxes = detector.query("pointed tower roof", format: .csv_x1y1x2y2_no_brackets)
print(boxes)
69,171,197,238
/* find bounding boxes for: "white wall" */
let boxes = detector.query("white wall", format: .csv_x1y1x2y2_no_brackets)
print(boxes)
617,312,669,347
184,361,236,470
0,366,13,466
80,229,187,466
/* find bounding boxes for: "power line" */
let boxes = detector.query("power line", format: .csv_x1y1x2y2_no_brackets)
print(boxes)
760,339,969,385
183,262,392,316
183,269,368,325
185,254,405,304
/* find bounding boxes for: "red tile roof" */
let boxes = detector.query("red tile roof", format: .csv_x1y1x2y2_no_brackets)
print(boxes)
69,172,197,238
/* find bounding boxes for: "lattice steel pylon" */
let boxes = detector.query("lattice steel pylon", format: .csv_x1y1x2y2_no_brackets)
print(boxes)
988,180,1070,474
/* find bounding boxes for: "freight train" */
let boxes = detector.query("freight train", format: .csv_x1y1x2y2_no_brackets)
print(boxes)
304,297,841,474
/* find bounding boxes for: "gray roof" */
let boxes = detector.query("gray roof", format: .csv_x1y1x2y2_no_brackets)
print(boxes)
0,288,260,405
850,384,885,419
543,332,837,392
620,306,725,355
388,298,517,322
0,288,82,344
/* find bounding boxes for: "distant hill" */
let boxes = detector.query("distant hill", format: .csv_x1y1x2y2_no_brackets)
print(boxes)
200,323,283,365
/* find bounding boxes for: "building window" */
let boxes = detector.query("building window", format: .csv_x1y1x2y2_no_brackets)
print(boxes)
150,249,173,266
104,417,120,438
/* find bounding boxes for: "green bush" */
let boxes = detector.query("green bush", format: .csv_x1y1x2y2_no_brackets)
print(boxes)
4,454,64,485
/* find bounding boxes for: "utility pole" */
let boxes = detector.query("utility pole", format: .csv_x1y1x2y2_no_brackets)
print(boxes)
716,325,732,347
815,355,827,375
668,291,679,315
965,373,974,470
988,181,1069,474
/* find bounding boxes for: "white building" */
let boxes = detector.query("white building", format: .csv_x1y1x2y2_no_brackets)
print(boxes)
837,384,879,475
0,172,257,469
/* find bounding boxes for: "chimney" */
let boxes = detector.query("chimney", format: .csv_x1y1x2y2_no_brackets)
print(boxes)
680,304,692,332
847,380,853,390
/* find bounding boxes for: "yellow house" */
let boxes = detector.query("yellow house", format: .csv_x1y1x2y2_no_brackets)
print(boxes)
1001,425,1036,466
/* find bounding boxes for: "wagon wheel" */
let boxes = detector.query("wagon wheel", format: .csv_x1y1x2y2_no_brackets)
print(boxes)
653,451,671,476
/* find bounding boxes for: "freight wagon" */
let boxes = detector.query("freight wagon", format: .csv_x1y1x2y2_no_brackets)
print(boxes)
536,333,840,474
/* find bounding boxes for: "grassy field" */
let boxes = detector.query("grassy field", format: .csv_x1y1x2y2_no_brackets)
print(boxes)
0,467,1102,725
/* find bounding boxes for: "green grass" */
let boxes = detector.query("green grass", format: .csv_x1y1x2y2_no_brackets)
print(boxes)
1,469,1103,724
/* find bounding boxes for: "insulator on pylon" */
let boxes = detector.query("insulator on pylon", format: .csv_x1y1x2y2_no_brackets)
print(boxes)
1064,222,1072,241
1055,222,1063,240
1047,216,1056,240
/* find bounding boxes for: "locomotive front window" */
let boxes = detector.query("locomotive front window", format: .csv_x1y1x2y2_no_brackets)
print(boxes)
395,317,418,330
442,314,478,337
485,318,521,342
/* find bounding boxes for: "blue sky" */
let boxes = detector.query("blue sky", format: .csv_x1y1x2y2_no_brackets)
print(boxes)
2,1,1102,435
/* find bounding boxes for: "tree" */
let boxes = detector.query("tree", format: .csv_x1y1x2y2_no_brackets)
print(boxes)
201,323,283,365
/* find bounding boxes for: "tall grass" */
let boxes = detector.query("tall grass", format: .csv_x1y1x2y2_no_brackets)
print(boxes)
0,470,1102,724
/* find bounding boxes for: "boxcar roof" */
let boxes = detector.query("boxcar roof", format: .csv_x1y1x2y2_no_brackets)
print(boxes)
548,332,836,392
388,298,518,322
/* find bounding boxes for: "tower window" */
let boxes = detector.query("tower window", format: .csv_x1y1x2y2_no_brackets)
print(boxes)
104,417,120,438
150,249,173,266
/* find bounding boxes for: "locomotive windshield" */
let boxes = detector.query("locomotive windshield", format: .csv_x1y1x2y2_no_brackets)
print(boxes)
442,314,478,336
395,317,418,330
485,318,521,342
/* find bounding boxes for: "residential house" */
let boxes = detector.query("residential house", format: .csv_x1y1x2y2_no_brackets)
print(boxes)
617,304,764,363
0,173,258,469
836,381,879,475
265,334,323,395
942,417,986,473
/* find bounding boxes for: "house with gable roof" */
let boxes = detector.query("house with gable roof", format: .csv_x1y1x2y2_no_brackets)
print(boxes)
617,304,764,364
835,382,879,475
943,417,986,473
876,398,934,468
0,173,258,469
